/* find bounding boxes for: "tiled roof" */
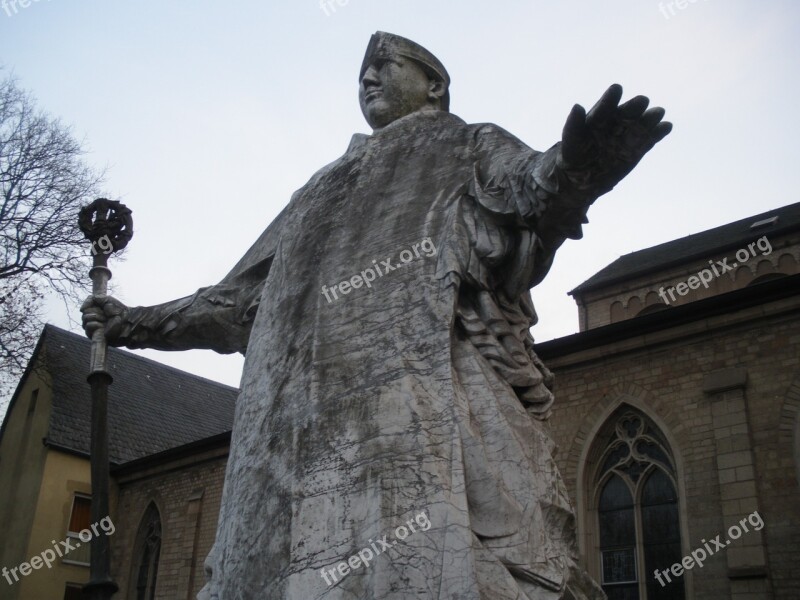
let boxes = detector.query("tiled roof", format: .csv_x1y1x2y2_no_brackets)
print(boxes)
571,201,800,295
40,325,238,465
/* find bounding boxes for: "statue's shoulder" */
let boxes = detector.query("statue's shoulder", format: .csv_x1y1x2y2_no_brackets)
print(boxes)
346,133,370,154
467,121,523,142
466,121,533,154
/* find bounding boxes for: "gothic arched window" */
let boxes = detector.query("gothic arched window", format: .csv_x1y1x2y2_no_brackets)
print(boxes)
131,503,161,600
595,410,685,600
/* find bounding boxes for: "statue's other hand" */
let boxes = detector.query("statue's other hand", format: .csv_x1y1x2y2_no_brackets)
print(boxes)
81,295,129,346
560,83,672,186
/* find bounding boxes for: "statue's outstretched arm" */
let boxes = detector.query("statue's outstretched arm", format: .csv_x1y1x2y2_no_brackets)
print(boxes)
471,84,670,294
116,257,271,354
81,207,289,354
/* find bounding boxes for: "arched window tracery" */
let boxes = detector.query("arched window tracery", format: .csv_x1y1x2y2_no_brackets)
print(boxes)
131,503,161,600
595,409,685,600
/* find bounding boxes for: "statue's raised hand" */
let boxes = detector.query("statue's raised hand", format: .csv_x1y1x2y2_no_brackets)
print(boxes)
560,84,672,190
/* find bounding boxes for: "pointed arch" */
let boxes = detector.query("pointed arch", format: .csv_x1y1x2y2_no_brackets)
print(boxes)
580,403,688,600
129,502,162,600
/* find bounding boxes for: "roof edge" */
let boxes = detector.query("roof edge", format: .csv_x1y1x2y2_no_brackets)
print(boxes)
570,207,800,296
539,273,800,359
42,437,96,462
111,430,231,476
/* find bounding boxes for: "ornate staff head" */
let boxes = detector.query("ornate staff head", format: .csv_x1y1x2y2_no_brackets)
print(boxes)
79,198,134,266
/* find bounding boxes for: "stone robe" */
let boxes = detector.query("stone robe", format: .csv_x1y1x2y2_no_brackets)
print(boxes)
121,110,605,599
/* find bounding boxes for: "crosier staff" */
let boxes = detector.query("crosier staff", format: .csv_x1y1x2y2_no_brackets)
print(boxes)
78,198,133,600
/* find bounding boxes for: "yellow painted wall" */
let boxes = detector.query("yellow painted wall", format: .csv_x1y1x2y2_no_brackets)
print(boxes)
0,357,118,599
0,366,52,600
14,450,94,600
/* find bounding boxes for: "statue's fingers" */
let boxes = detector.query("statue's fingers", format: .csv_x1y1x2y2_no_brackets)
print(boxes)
635,121,673,156
652,121,673,141
640,107,666,129
82,316,103,337
563,104,587,135
105,301,124,317
586,83,623,127
82,306,103,320
561,103,587,163
618,95,650,119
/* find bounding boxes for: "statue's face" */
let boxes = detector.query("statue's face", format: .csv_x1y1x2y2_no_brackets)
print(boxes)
359,56,434,130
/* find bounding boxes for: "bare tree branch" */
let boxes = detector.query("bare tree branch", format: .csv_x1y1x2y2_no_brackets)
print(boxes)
0,70,107,402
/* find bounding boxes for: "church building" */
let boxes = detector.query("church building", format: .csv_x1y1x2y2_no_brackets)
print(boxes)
540,201,800,599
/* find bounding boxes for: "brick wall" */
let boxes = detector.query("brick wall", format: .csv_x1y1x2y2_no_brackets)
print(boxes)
111,446,228,599
545,298,800,599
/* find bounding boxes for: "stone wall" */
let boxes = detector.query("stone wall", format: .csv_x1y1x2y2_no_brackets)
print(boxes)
544,294,800,599
111,444,228,599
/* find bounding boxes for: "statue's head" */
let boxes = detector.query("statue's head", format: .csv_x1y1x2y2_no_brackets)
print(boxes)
359,32,450,130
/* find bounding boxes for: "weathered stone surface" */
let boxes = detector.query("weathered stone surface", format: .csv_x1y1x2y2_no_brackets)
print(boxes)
83,31,670,599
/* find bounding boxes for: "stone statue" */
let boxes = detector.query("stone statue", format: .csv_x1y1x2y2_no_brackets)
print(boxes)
82,32,670,599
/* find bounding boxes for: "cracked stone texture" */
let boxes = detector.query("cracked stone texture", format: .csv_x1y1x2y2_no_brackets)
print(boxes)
115,106,610,597
132,109,603,599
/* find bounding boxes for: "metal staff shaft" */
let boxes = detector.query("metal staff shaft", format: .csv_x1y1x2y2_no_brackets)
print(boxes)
84,256,117,600
79,199,132,600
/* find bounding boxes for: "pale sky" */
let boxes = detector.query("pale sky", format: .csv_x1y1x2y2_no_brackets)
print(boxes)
1,0,798,390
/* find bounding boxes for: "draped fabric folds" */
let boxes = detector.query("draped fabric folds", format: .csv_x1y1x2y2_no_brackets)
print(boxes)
121,110,605,599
